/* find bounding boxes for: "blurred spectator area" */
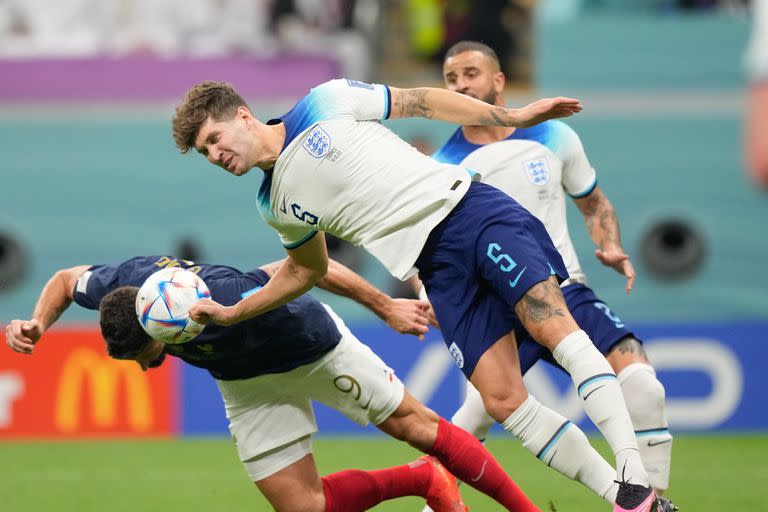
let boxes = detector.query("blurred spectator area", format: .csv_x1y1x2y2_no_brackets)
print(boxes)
379,0,751,89
0,0,380,102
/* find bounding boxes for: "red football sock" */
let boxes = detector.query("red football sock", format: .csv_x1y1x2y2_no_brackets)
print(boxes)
321,459,432,512
427,418,540,511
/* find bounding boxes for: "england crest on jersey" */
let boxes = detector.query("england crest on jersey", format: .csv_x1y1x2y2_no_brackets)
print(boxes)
523,157,550,186
448,342,464,369
303,124,331,158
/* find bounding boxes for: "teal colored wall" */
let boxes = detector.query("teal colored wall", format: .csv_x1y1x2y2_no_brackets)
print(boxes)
535,13,750,91
1,107,765,325
1,13,763,326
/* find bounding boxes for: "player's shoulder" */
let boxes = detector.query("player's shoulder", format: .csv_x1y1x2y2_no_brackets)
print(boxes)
512,120,582,157
433,127,472,164
309,78,380,98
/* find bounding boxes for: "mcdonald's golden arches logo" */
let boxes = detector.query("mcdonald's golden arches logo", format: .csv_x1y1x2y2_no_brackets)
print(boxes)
55,348,153,433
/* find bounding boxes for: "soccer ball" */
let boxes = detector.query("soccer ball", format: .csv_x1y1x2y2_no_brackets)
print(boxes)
135,267,211,344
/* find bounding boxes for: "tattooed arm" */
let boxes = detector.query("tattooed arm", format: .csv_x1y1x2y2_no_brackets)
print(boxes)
573,186,635,293
388,87,582,128
260,258,435,338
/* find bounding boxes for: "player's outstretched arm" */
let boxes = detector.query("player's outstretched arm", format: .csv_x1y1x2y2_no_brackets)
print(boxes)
388,87,582,128
190,233,329,326
4,265,89,354
573,186,635,294
259,258,434,338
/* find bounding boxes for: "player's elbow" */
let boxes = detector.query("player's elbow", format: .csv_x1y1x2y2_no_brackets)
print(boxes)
309,260,328,283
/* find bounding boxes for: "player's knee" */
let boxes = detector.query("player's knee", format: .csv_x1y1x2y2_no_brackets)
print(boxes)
451,386,495,439
379,403,440,450
481,389,528,424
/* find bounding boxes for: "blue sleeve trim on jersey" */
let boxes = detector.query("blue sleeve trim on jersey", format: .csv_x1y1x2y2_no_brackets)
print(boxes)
283,230,318,249
241,285,263,299
569,178,597,199
383,85,391,119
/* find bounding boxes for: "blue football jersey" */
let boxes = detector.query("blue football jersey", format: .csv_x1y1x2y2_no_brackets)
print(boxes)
72,256,342,380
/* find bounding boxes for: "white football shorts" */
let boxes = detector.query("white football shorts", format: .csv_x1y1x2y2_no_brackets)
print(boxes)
216,304,405,481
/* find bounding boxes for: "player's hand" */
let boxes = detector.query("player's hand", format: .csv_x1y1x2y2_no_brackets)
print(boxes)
189,298,239,326
5,319,43,354
595,247,636,294
381,298,435,340
514,97,583,128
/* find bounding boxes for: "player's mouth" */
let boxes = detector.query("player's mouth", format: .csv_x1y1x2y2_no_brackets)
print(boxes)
225,156,234,171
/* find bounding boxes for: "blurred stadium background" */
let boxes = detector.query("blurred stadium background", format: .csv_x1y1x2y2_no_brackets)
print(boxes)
1,1,766,510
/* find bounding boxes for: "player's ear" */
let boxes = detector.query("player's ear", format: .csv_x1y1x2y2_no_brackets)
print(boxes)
237,106,253,121
494,71,506,93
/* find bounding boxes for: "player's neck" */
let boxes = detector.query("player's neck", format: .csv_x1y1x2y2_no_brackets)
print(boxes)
256,122,286,170
461,124,516,145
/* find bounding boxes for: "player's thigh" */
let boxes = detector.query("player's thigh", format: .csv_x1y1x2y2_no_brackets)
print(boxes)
469,331,529,422
216,372,318,467
254,451,325,512
474,213,577,348
307,317,406,429
513,276,580,350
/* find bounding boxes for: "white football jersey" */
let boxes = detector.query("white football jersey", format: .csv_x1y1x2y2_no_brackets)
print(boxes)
258,79,475,279
433,121,596,284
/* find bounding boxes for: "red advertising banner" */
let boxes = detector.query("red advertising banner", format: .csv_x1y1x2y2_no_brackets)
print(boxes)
0,328,178,438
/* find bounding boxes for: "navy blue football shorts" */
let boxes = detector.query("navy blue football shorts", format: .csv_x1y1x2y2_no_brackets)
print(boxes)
415,181,568,379
517,283,638,374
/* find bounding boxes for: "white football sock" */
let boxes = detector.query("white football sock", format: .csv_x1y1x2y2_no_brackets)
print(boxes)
501,394,618,502
619,362,673,492
450,381,495,441
552,330,649,486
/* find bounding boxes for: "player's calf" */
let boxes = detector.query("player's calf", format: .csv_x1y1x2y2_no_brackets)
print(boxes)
377,392,441,451
617,361,672,494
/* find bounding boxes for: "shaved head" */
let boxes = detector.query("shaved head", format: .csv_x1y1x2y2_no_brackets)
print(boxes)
444,41,501,71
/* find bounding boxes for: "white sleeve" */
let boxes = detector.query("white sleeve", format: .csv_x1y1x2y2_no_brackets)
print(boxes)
310,79,392,121
555,122,597,198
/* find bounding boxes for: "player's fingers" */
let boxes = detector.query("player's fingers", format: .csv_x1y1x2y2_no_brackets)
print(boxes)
13,342,34,354
188,306,211,324
413,308,429,322
594,249,607,264
5,330,34,353
425,309,439,328
625,262,636,294
8,323,34,345
554,96,581,104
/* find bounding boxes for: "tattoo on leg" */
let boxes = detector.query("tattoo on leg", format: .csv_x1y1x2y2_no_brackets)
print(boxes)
611,337,648,360
516,280,567,324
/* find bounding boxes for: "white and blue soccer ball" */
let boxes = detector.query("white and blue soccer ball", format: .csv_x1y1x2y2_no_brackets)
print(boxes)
135,267,211,344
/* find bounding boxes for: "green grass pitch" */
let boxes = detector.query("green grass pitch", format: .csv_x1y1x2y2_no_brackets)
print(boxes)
1,434,764,511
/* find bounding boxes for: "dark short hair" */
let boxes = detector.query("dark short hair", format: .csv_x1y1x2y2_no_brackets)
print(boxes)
444,40,501,67
99,287,150,359
172,81,250,153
